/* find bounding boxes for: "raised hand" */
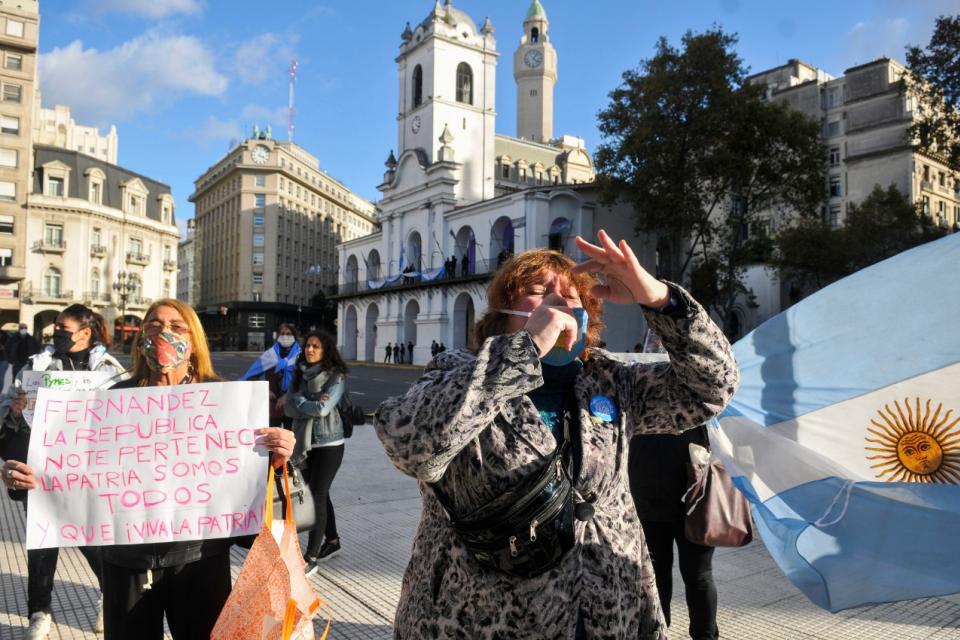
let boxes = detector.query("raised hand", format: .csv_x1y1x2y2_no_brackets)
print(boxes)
572,229,670,308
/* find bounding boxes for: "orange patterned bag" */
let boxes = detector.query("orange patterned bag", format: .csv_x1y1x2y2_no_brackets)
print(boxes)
211,464,331,640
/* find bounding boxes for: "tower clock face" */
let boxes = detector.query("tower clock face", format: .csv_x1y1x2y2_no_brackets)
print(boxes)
411,115,422,134
523,49,544,68
251,145,269,164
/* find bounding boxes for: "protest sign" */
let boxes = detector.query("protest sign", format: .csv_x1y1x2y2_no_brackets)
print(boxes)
20,370,112,427
25,381,270,550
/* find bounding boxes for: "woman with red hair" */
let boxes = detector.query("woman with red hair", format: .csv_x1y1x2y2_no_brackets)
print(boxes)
375,230,739,639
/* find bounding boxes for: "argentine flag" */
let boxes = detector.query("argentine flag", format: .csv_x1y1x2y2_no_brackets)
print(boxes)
712,233,960,612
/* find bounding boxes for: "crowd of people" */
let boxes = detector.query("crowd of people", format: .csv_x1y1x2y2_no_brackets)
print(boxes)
0,230,739,640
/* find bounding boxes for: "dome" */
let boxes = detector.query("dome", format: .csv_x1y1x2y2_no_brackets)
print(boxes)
526,0,547,20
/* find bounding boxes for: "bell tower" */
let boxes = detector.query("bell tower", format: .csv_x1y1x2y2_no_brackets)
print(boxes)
513,0,556,143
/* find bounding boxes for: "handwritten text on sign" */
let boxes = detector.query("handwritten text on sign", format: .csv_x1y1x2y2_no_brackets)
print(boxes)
20,370,112,427
25,381,270,550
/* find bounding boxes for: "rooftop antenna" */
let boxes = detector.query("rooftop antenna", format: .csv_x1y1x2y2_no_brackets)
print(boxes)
288,58,298,142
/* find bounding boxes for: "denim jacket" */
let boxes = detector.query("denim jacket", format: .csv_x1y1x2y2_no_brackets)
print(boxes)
284,366,344,467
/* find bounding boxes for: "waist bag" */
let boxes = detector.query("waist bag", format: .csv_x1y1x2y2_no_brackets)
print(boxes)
441,443,576,579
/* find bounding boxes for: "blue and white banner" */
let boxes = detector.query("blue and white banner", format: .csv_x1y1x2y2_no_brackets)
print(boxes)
241,342,301,392
713,234,960,612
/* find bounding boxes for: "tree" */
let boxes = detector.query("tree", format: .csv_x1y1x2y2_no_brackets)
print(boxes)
309,289,337,332
774,185,946,298
905,15,960,167
595,28,825,329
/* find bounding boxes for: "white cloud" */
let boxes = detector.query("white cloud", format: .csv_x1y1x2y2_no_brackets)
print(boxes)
92,0,202,19
192,115,243,146
39,30,228,124
232,33,299,85
843,18,911,67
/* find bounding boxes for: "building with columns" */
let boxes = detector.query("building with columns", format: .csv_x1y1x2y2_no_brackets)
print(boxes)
335,1,674,365
32,99,118,165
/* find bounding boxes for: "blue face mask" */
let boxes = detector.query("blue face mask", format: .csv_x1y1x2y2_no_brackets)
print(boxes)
497,307,589,366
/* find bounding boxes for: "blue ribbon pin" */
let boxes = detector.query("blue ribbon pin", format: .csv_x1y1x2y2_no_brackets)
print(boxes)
589,395,618,422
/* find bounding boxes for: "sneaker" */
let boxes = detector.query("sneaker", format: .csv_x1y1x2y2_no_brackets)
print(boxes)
303,555,320,578
26,611,52,640
318,538,341,562
94,593,104,633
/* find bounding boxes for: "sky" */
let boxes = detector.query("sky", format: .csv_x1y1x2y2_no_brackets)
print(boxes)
36,0,957,237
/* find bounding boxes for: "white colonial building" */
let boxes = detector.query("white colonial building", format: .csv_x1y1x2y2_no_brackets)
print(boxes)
336,1,660,363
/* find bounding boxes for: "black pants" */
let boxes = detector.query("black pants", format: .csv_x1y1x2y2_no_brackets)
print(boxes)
304,444,344,557
101,552,231,640
21,502,103,615
641,519,719,640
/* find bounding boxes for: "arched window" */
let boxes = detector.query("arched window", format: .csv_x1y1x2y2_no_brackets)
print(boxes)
548,217,571,253
456,62,473,104
412,64,423,108
43,267,61,297
531,28,539,43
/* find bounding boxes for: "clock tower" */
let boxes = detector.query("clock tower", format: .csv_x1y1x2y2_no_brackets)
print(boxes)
514,0,556,143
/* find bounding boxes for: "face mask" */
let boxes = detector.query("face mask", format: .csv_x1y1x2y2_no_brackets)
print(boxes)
19,329,27,336
52,329,76,356
140,331,190,372
497,307,589,366
277,335,295,348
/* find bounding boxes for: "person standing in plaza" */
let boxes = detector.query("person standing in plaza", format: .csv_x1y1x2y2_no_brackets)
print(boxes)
284,330,347,574
406,340,414,364
6,323,40,378
384,342,392,363
375,231,738,638
630,424,720,640
242,323,301,428
392,343,401,364
0,304,126,639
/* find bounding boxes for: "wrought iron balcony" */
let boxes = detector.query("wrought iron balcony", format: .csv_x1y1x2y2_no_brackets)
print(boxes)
90,244,108,257
163,259,177,271
126,251,150,265
33,239,66,254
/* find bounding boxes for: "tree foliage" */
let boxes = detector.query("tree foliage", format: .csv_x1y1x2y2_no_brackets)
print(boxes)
595,28,825,327
905,15,960,167
774,185,947,298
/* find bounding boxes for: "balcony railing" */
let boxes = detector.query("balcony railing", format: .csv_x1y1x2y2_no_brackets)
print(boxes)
126,251,150,265
33,239,66,253
90,244,107,257
163,259,177,271
82,291,111,305
920,179,934,191
127,296,152,308
335,258,502,296
32,288,74,303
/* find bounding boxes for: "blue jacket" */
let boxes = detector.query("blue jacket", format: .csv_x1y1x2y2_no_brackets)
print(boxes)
284,367,345,466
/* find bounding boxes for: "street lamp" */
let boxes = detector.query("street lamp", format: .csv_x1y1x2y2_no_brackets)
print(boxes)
112,270,137,348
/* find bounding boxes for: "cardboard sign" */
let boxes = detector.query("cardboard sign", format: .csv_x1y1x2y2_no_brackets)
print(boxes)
20,370,113,427
25,381,270,549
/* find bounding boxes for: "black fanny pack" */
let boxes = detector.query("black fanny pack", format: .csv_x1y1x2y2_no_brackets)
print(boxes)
441,444,576,579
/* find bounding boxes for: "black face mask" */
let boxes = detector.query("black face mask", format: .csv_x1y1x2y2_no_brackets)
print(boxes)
52,329,75,356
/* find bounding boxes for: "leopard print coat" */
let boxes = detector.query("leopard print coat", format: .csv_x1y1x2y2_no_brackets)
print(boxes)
375,287,739,639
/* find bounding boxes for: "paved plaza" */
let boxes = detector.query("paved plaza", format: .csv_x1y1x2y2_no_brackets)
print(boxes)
2,406,960,638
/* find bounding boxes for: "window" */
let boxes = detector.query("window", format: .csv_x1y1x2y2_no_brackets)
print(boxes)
254,193,266,208
412,64,423,108
163,245,171,262
923,165,930,182
937,201,945,218
828,204,841,228
922,195,930,214
46,176,64,196
520,167,527,182
91,227,101,247
90,269,100,296
828,147,840,167
252,273,263,285
456,62,473,104
4,54,21,71
44,224,63,246
128,237,143,255
501,164,510,179
89,181,101,204
828,176,842,197
248,313,266,328
253,212,265,227
252,252,264,266
531,27,539,43
43,267,61,297
163,279,170,298
0,115,18,134
825,120,840,137
2,84,21,103
6,19,23,37
253,233,265,247
939,172,946,186
0,214,12,233
0,247,10,266
255,174,265,187
129,195,143,215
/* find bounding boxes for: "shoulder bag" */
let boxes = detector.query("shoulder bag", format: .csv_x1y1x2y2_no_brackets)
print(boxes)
272,463,316,534
682,446,753,548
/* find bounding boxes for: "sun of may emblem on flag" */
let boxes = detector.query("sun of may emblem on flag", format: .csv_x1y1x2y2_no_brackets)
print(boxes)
865,398,960,483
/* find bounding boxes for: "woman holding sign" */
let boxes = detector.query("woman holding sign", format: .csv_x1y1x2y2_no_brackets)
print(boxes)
374,232,739,639
2,299,295,640
0,304,125,639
